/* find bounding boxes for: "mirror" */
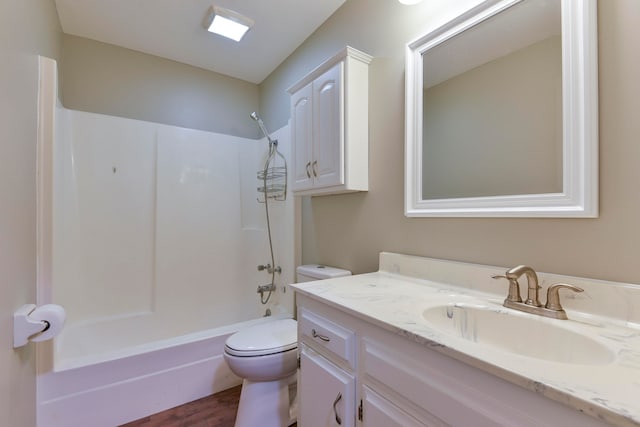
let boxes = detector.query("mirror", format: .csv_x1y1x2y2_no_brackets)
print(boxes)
405,0,598,217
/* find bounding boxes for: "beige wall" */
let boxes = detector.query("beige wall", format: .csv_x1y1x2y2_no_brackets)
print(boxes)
0,0,62,426
260,0,640,285
62,35,260,139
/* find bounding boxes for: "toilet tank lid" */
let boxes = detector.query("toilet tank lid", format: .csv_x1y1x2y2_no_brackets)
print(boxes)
296,264,352,279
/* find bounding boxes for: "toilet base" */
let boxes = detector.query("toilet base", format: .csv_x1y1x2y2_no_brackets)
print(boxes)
234,373,297,427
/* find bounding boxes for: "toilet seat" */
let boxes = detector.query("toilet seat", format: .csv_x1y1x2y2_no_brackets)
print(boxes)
225,318,297,357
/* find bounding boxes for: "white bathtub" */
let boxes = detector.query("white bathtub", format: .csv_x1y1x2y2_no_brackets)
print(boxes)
37,311,292,427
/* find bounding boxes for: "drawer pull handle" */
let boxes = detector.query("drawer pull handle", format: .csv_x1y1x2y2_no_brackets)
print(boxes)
305,162,311,178
333,392,342,425
311,329,330,342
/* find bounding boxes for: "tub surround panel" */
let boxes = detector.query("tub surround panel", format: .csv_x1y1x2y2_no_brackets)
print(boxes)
54,110,158,321
54,110,255,326
154,125,247,331
292,252,640,427
49,110,295,366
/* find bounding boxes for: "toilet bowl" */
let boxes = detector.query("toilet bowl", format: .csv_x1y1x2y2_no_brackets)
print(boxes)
224,318,298,427
224,264,351,427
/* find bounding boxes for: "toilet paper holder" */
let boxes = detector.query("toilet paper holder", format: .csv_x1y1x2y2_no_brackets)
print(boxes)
13,303,66,348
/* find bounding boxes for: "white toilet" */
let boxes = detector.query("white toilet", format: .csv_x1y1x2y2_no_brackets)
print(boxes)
224,264,351,427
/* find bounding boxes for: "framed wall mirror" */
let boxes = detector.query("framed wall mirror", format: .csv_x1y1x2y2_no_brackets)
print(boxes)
405,0,598,217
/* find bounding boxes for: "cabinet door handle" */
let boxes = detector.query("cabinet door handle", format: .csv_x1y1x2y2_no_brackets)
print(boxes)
305,162,311,178
333,392,342,425
312,160,318,177
311,328,330,342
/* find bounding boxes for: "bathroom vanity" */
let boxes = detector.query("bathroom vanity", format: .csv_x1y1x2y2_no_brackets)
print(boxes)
291,253,640,427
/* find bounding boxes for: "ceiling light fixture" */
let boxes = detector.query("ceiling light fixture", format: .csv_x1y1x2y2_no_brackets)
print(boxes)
204,6,254,42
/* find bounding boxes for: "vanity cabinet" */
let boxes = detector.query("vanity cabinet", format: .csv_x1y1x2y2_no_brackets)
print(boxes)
299,346,356,427
295,294,611,427
288,47,371,196
298,307,357,426
361,387,438,427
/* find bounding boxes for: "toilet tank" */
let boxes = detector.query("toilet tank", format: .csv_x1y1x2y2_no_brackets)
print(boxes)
296,264,351,283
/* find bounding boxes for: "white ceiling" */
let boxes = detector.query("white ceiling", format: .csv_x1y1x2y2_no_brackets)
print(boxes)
54,0,346,84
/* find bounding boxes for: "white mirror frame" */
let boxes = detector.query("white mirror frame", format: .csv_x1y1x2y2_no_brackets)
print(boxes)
405,0,598,217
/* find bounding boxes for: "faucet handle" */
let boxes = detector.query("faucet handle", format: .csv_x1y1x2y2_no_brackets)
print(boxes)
492,274,522,303
545,283,584,311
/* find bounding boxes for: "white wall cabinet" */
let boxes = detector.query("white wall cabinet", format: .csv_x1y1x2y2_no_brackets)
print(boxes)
288,47,371,196
295,294,611,427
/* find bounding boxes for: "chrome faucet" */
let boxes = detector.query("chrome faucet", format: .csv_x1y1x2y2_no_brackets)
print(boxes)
492,265,583,320
505,265,541,306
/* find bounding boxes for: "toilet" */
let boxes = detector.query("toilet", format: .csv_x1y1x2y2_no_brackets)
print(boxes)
224,264,351,427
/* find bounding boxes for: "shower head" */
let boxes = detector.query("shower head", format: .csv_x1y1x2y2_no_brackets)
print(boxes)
250,112,275,144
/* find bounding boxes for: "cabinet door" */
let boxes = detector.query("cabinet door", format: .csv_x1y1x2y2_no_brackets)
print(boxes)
299,344,355,427
362,386,448,427
291,82,314,191
312,62,344,189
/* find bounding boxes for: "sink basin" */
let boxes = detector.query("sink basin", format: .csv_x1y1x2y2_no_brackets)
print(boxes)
422,303,615,365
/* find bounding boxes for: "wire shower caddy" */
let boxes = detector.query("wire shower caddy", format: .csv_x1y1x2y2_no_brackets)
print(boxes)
257,143,287,203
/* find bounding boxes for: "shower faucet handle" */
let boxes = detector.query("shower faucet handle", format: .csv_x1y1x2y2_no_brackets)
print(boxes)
257,264,282,274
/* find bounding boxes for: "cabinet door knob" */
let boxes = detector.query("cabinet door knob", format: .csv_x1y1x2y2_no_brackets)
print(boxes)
333,392,342,425
312,160,318,177
311,328,330,342
306,162,311,178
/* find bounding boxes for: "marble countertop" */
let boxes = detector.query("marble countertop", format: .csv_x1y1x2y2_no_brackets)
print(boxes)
291,253,640,427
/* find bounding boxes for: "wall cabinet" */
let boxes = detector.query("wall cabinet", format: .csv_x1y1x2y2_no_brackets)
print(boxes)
295,294,610,427
288,47,371,196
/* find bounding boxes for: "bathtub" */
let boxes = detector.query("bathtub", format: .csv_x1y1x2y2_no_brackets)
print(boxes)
37,310,292,427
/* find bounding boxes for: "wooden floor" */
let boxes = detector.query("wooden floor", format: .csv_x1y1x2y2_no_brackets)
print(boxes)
121,386,242,427
121,386,297,427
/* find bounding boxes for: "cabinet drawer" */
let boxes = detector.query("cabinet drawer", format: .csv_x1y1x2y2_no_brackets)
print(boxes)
299,308,355,368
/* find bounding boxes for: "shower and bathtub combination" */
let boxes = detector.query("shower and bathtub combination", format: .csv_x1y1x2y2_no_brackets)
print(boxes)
35,58,296,427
